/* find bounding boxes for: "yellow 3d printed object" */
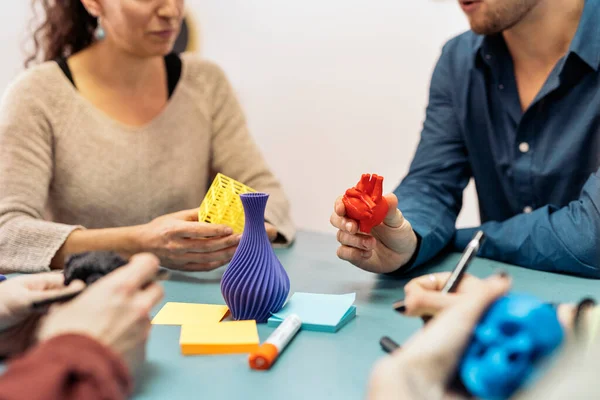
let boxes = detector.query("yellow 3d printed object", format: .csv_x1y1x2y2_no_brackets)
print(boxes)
198,173,256,234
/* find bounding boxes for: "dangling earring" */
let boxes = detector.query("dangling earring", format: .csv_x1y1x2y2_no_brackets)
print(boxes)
95,17,105,40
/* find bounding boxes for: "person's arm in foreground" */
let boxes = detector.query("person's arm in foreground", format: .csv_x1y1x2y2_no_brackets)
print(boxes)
379,271,600,399
0,253,163,400
367,274,510,399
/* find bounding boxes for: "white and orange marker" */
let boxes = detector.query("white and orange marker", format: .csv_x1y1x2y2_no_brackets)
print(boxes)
249,314,301,370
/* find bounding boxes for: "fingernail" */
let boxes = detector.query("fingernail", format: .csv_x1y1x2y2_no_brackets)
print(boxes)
394,301,406,314
361,251,370,258
346,222,353,232
224,227,233,235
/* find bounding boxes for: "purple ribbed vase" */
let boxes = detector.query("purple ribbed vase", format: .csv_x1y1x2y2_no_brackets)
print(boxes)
220,193,290,322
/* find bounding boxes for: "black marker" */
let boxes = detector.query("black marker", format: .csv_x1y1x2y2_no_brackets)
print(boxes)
380,336,400,353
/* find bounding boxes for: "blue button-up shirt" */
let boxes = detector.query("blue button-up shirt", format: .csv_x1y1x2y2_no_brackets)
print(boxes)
395,0,600,278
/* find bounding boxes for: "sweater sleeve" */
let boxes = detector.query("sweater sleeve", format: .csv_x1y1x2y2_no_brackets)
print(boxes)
0,71,82,273
0,334,132,400
202,61,296,245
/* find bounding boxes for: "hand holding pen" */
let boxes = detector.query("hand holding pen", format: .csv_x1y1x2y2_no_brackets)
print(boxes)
380,231,487,353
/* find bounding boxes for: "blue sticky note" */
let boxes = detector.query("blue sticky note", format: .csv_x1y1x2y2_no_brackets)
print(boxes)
268,292,356,333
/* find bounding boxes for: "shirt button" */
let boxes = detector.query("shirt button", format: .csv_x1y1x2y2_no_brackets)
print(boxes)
498,84,504,90
519,142,530,153
523,206,533,214
485,54,492,60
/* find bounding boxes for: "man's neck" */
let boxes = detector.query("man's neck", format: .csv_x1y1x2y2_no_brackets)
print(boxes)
502,0,585,68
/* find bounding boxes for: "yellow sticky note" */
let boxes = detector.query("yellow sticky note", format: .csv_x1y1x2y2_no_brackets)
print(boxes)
151,302,229,326
180,321,260,355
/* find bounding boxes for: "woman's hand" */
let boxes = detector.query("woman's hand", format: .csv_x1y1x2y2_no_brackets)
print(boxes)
136,209,242,271
398,272,506,317
368,275,511,400
400,272,579,333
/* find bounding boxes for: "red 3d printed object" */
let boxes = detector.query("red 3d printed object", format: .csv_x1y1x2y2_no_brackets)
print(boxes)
342,174,389,233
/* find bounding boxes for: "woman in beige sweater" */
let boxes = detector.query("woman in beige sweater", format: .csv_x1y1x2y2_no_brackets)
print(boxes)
0,0,295,274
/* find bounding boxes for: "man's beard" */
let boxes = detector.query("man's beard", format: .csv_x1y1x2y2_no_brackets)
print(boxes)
468,0,539,35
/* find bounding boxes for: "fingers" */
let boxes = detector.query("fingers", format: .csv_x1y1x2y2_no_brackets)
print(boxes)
109,253,160,291
556,304,576,331
334,196,348,218
396,275,511,370
28,280,87,304
20,272,67,291
174,221,234,239
174,234,241,253
401,273,494,317
330,212,359,235
402,291,462,317
381,194,404,228
424,275,511,332
174,245,238,266
404,272,452,293
336,245,372,263
176,260,227,272
170,208,201,222
404,272,497,295
337,230,376,251
133,282,165,316
333,214,375,262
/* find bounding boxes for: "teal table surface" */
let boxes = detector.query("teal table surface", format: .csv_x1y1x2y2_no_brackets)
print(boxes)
133,231,598,400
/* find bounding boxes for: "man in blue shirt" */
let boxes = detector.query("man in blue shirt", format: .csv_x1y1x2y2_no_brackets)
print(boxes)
331,0,600,278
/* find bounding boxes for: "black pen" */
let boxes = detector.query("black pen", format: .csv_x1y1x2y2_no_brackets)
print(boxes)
442,230,486,293
393,230,486,314
31,269,170,310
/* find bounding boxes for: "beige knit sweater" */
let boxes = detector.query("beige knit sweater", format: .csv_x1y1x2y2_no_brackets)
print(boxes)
0,53,295,273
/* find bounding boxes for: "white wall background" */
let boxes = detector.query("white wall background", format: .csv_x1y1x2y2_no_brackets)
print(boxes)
0,1,479,234
0,3,30,92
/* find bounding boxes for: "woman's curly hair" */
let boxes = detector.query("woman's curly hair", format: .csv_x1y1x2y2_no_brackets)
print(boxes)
25,0,98,67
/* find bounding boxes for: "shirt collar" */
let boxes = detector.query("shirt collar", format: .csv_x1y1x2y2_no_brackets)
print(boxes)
472,0,600,71
473,35,485,58
568,0,600,71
